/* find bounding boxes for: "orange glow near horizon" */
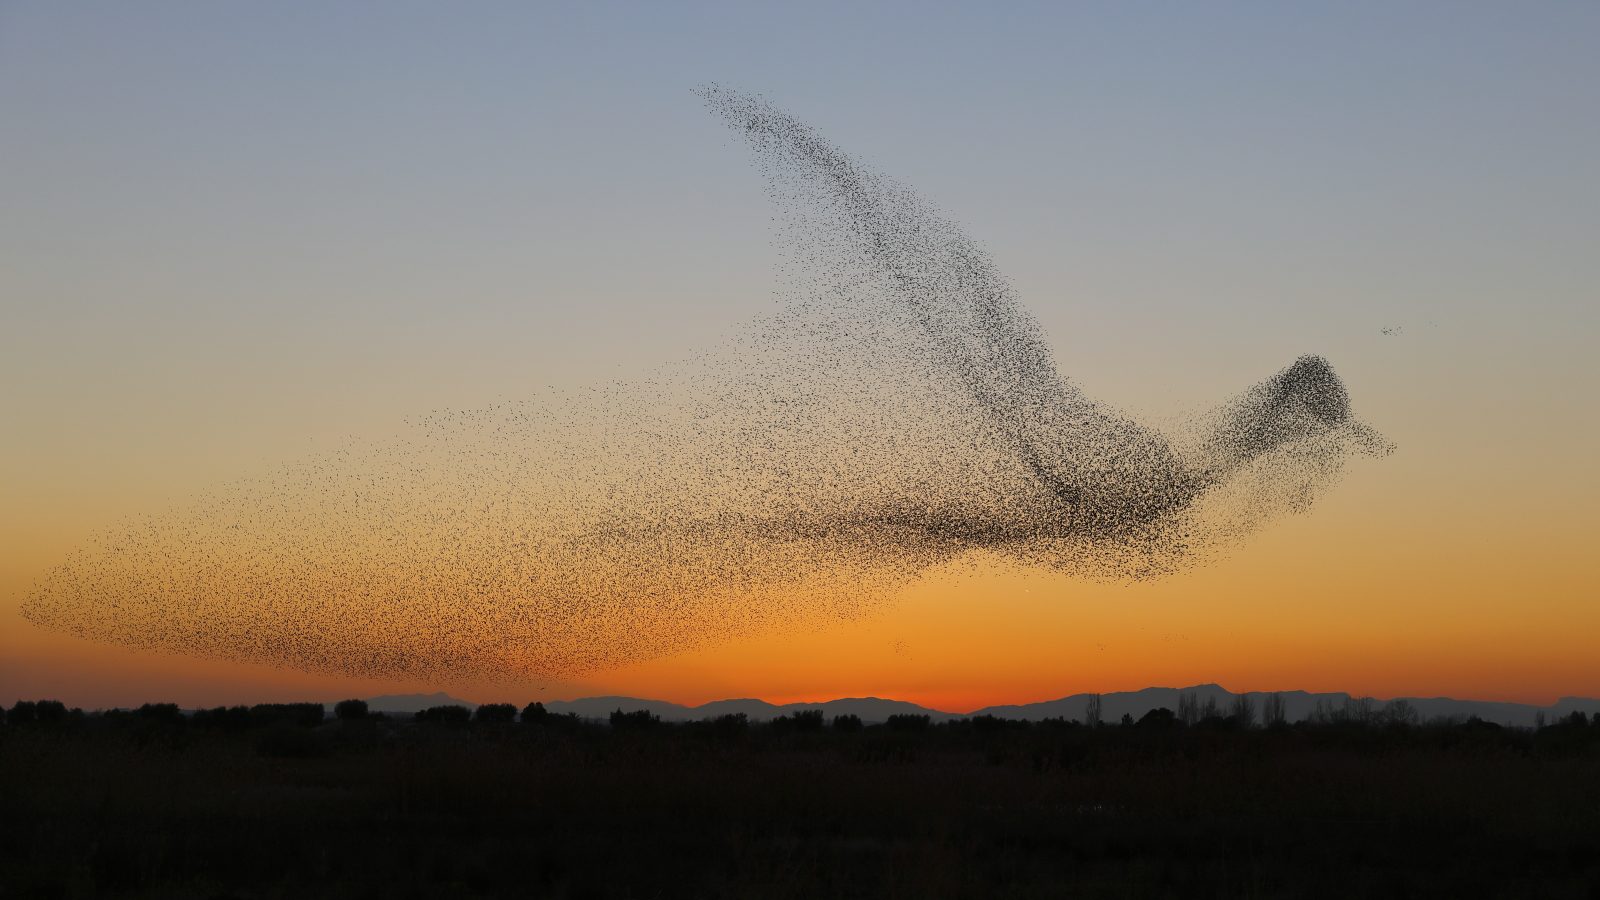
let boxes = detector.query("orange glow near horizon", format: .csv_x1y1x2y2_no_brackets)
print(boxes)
7,450,1598,712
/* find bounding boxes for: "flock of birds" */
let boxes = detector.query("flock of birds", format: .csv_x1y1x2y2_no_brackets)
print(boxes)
22,87,1388,683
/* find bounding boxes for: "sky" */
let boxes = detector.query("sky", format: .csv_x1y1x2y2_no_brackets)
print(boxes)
3,2,1598,711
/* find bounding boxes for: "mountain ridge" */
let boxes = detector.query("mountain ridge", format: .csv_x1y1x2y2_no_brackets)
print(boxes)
359,686,1600,728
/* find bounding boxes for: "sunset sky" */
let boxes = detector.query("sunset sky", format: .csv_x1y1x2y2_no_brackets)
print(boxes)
4,2,1598,711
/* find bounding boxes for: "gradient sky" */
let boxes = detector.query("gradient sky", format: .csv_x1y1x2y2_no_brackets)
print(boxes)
4,2,1598,711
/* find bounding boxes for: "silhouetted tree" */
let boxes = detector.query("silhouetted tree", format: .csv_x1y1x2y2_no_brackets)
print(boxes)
705,712,748,736
771,709,825,733
1084,694,1103,728
475,703,517,724
28,700,68,724
1200,696,1221,722
1231,694,1256,729
415,705,472,725
832,713,863,733
1137,707,1177,729
886,714,930,732
792,709,824,732
1383,699,1418,727
521,701,548,724
136,703,184,725
1178,692,1199,726
1263,693,1287,728
680,712,747,741
251,703,325,728
0,705,6,726
192,705,251,731
8,701,37,725
334,699,369,721
969,714,1021,734
610,708,660,730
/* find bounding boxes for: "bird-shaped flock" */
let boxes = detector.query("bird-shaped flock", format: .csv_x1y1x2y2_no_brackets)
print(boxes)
23,87,1388,683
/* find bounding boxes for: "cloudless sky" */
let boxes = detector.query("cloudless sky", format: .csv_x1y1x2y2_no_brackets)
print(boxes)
4,2,1598,709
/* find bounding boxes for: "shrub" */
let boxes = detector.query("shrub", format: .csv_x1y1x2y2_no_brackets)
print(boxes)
475,703,517,724
335,699,369,721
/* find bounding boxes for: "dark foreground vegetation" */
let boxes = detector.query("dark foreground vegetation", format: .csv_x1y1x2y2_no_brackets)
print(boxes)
4,699,1600,899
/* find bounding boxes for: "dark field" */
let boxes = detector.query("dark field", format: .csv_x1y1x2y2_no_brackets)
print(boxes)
4,704,1600,899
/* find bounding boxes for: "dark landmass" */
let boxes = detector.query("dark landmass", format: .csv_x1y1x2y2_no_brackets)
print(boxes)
384,684,1600,729
4,696,1600,898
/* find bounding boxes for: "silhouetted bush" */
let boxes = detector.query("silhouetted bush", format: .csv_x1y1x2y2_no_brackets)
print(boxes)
334,699,369,721
832,713,863,733
250,703,325,728
886,714,929,732
475,703,517,724
521,701,548,724
415,705,472,725
610,708,661,730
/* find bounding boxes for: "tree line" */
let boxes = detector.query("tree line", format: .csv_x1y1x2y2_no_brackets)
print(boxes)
6,695,1599,738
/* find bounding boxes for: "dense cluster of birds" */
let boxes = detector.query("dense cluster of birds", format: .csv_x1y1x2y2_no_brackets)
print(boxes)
22,87,1388,683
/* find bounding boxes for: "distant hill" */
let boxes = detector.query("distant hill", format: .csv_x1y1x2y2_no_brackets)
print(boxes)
525,686,1600,727
356,691,478,714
